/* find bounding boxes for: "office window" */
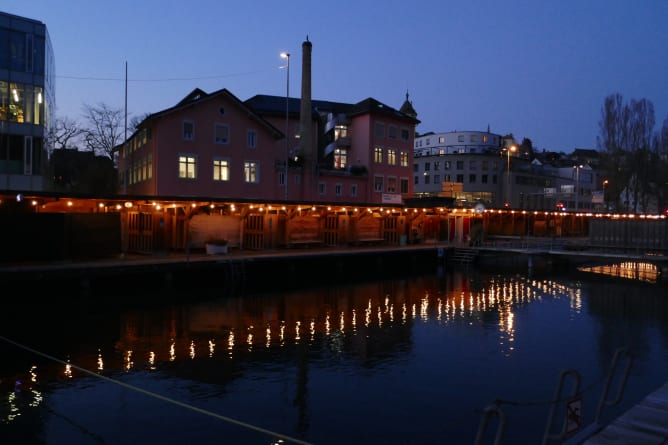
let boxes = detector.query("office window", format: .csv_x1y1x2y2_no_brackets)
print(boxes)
247,129,256,148
387,176,397,193
400,178,409,194
178,155,196,179
319,182,326,195
243,161,259,183
350,184,358,197
374,146,383,163
387,149,396,165
213,158,230,181
374,175,384,192
215,124,229,144
183,121,194,140
335,183,342,196
401,151,408,167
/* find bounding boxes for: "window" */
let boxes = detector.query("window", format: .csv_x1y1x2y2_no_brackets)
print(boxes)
434,161,440,171
482,174,488,184
247,129,256,148
351,184,358,197
482,135,488,142
424,175,430,184
456,161,464,170
414,176,419,184
469,160,477,170
179,155,196,179
387,176,397,193
374,175,384,192
469,174,476,183
400,178,409,194
424,162,430,171
456,174,464,182
334,125,348,139
444,161,451,169
213,158,230,181
439,136,445,143
183,122,194,140
401,151,408,167
243,161,259,183
458,134,464,142
374,146,383,163
374,122,384,138
470,134,478,143
482,160,489,171
413,163,419,172
334,148,347,169
279,171,286,186
387,149,396,165
434,174,440,184
215,124,229,144
319,182,326,195
401,128,409,141
335,183,342,196
388,125,397,139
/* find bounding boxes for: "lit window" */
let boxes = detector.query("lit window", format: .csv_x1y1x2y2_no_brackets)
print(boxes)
387,176,397,193
374,147,383,163
334,148,348,169
178,155,196,179
244,161,259,183
213,159,230,181
401,151,408,167
387,149,396,165
374,175,384,192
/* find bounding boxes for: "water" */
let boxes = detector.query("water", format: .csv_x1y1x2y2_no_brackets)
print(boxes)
1,265,667,445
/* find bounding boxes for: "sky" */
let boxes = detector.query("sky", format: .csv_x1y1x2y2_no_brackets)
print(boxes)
4,0,668,153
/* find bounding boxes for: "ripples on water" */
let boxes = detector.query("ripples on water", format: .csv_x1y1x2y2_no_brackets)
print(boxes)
1,265,667,444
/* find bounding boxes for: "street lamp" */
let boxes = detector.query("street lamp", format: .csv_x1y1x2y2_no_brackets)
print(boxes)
280,52,290,201
505,145,517,207
573,164,583,210
603,179,608,211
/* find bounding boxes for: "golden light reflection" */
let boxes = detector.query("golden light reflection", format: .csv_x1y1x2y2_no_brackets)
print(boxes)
294,321,301,343
578,261,660,283
208,339,215,357
64,361,72,378
169,342,176,361
125,350,133,371
228,330,235,358
97,349,104,372
266,325,272,348
149,351,156,369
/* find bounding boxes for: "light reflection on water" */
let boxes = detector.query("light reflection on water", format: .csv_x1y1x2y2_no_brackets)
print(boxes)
1,268,667,444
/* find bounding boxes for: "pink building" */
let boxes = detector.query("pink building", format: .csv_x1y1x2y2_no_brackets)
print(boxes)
118,38,419,206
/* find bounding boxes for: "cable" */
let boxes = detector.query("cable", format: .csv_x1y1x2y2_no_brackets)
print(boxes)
0,334,314,445
57,69,272,83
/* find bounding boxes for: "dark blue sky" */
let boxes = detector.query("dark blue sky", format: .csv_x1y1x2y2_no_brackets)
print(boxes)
6,0,668,152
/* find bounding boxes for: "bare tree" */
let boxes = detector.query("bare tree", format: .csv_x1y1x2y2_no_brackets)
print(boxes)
49,116,84,152
129,112,151,134
81,103,125,159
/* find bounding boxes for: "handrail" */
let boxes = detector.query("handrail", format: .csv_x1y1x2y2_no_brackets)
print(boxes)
542,369,581,444
474,403,506,445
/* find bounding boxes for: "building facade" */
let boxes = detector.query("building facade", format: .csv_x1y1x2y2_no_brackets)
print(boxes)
118,38,419,207
0,11,55,192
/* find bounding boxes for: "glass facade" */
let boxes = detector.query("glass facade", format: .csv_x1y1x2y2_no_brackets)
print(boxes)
0,11,55,190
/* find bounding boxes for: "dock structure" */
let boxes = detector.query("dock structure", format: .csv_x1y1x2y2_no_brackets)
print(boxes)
583,381,668,444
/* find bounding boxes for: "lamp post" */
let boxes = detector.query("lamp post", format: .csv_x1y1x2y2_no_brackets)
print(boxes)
280,52,290,201
573,164,583,210
505,145,517,207
603,179,608,211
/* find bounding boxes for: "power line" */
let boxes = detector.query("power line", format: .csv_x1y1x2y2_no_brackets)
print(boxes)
57,68,273,83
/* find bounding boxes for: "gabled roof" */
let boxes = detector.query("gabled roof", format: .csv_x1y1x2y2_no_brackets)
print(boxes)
138,88,284,139
245,94,419,124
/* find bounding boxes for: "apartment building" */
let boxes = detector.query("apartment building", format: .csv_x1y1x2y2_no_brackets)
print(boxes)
0,11,55,192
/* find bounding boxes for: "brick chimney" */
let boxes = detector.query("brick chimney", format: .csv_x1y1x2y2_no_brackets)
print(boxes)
299,37,313,197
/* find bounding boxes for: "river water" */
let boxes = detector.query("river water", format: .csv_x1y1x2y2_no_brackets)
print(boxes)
1,262,667,444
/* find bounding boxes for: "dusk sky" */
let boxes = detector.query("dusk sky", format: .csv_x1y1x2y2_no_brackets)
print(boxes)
5,1,668,153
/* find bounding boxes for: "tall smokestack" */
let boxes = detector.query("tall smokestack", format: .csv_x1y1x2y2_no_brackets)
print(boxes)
299,36,313,197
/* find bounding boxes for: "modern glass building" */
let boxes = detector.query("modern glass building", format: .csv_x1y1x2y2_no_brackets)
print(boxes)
0,11,55,192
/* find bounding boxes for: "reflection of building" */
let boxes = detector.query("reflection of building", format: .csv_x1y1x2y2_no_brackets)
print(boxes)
0,11,55,192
